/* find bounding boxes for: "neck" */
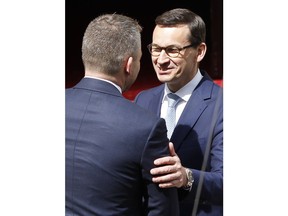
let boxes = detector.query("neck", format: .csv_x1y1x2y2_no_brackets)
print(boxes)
85,70,124,91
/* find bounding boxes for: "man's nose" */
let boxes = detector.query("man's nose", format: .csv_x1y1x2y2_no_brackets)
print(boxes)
157,50,170,63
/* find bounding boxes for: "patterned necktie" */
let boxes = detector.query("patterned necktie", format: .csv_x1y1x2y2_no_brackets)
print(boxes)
165,93,182,139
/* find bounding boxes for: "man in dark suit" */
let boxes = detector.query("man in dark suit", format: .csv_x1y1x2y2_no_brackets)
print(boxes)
65,14,179,216
134,9,223,216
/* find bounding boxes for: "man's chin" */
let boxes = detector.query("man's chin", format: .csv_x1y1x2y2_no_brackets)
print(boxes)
157,75,172,83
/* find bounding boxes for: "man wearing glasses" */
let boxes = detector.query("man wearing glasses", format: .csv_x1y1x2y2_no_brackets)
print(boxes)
135,8,223,216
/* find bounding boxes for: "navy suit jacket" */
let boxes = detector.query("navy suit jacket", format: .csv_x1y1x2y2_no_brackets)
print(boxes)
66,78,179,216
134,70,223,216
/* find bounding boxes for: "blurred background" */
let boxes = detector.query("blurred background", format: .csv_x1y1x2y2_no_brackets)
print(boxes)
66,0,223,100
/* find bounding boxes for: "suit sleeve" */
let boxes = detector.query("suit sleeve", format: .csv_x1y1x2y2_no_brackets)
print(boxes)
179,93,223,206
141,118,179,216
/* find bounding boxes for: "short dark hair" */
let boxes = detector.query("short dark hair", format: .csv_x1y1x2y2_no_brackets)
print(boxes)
155,8,206,46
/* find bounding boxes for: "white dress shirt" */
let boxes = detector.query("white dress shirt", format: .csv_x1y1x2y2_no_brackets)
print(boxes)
161,69,203,124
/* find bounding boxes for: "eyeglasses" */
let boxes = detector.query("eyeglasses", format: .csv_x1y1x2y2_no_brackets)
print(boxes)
147,43,196,58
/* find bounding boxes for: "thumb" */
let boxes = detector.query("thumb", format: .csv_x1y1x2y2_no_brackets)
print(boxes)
169,142,177,156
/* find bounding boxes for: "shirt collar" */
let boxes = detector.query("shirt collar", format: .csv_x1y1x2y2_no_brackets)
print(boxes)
84,76,122,93
163,69,203,102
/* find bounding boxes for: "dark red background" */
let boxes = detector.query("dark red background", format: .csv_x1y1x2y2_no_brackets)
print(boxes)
66,0,223,100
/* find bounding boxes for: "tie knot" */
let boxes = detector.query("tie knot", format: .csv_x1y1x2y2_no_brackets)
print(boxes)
167,93,181,107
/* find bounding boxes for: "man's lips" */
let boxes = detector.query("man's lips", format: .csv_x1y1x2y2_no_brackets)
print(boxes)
157,68,172,75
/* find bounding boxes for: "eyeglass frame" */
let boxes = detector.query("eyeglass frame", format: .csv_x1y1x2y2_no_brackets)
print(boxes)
147,43,198,58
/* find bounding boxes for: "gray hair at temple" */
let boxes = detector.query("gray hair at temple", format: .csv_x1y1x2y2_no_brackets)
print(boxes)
82,13,142,75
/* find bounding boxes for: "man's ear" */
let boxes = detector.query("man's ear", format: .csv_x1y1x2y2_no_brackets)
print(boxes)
125,57,133,75
197,43,207,62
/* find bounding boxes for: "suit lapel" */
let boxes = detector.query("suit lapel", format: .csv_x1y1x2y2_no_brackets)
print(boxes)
171,77,213,151
171,91,207,150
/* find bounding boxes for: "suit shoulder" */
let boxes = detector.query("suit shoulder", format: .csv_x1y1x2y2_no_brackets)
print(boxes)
136,85,163,97
198,78,223,98
134,85,164,105
120,97,158,119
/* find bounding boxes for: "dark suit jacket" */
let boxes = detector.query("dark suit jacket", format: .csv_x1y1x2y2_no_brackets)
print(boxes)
66,78,179,216
134,70,223,216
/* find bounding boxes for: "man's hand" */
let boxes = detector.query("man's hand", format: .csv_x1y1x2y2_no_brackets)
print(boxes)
151,142,187,188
